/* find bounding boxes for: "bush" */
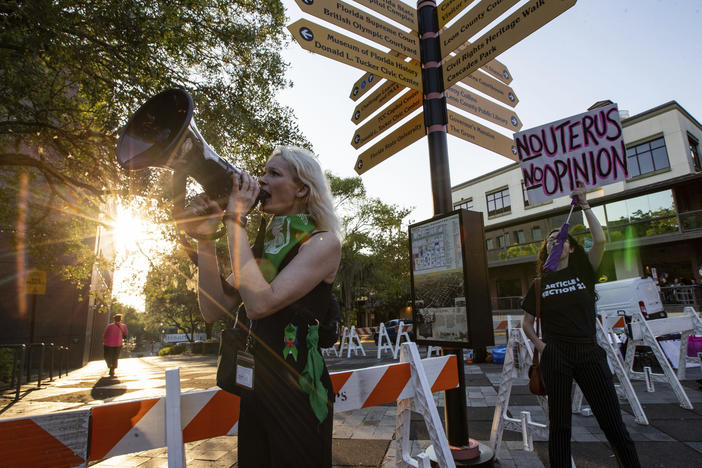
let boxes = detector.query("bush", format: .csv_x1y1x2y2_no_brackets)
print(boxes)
158,344,186,356
0,348,14,383
191,341,219,355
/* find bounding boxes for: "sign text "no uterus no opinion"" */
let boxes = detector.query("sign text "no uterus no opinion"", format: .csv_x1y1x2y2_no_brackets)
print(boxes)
515,103,629,205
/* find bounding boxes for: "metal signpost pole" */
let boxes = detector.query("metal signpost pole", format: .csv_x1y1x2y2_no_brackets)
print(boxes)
417,0,473,461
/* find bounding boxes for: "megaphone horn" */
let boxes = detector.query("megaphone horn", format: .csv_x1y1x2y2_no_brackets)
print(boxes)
116,88,260,204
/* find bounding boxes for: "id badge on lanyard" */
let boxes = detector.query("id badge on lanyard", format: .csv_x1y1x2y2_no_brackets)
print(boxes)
235,319,256,390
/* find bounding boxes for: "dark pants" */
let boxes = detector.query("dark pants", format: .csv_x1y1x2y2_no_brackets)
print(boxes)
237,387,333,468
104,345,121,371
541,341,641,468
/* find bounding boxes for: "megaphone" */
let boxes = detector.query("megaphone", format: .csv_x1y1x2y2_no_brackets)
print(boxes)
116,88,259,204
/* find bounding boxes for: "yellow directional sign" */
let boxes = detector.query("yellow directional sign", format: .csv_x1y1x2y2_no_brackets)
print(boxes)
26,270,46,295
349,72,380,101
443,0,577,90
351,81,404,125
447,110,518,161
296,0,420,60
445,85,522,131
289,19,422,91
438,0,477,29
461,69,518,107
352,0,417,30
351,90,422,148
481,59,512,85
355,113,425,175
441,0,519,58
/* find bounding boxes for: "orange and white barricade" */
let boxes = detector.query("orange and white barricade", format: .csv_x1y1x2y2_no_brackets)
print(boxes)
0,344,459,467
392,321,413,359
338,325,366,358
355,326,378,336
376,322,394,359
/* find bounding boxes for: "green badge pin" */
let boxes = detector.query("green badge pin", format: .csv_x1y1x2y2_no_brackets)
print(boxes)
283,323,298,362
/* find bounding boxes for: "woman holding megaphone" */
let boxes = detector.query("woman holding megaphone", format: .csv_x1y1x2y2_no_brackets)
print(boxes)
179,146,341,468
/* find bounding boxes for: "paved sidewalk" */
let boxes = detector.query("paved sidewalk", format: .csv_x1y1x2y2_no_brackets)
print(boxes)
3,352,702,467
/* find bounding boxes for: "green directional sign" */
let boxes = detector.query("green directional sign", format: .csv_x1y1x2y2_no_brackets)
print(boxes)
445,85,522,131
441,0,519,58
351,80,404,125
351,89,422,149
443,0,577,90
352,0,417,30
447,110,518,161
437,0,477,29
461,69,518,107
296,0,420,60
289,19,422,91
354,113,425,175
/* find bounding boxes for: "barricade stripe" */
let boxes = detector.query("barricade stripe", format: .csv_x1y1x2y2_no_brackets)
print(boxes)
89,398,159,461
0,419,84,467
362,364,410,408
183,391,240,442
431,355,459,393
330,370,353,394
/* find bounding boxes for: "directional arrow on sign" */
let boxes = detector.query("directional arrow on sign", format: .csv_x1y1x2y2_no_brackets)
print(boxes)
351,80,405,125
296,0,420,60
288,19,422,91
440,0,519,59
443,0,577,90
437,0,477,29
351,89,422,149
354,113,425,175
447,109,518,161
349,72,380,101
351,0,417,30
445,85,522,131
461,69,519,108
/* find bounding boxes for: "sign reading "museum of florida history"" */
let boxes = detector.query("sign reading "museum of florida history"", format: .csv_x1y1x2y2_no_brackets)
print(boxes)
514,103,628,205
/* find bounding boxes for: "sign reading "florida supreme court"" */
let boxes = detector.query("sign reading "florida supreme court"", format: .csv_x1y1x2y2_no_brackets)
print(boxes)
515,103,628,205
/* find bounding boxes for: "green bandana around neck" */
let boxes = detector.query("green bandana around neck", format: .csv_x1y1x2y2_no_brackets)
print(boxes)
258,214,316,282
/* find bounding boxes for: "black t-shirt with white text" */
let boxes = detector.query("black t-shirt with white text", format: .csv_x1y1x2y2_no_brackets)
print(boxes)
521,264,597,343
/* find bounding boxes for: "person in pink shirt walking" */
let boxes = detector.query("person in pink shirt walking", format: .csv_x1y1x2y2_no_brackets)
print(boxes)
103,314,128,377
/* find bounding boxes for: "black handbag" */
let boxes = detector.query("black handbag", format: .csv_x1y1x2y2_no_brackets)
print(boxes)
216,307,252,395
528,277,547,395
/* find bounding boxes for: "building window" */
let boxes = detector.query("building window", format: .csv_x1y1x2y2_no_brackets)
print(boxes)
514,230,526,244
486,238,494,250
521,180,530,207
497,232,510,248
454,198,473,210
689,134,702,172
486,188,510,216
626,137,670,177
532,226,543,242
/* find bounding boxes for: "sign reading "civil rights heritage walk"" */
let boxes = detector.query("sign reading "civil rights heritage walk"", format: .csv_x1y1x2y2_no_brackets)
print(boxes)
515,103,628,205
288,19,422,91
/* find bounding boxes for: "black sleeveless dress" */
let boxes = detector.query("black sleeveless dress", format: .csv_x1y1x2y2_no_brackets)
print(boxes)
237,268,334,467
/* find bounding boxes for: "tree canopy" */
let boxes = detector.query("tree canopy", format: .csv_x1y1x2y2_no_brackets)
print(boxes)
0,0,306,287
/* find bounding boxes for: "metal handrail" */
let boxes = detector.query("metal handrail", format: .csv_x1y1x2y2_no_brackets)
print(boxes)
1,342,71,401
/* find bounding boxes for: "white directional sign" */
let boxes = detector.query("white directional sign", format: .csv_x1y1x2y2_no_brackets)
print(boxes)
296,0,420,60
445,85,522,131
354,113,425,175
447,110,517,161
289,19,422,91
443,0,577,90
351,89,422,149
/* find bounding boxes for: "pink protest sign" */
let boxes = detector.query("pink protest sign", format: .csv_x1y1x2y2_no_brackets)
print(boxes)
514,103,628,205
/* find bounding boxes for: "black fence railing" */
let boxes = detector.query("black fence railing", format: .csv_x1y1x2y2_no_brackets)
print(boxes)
1,343,71,401
660,285,702,312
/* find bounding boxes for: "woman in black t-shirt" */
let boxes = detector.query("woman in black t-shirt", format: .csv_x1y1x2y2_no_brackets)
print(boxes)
521,183,641,468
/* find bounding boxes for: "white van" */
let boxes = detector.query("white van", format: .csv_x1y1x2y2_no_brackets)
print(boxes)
595,276,667,322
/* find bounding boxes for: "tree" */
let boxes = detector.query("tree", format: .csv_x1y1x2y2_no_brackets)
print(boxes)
0,0,306,286
142,248,204,342
328,173,412,325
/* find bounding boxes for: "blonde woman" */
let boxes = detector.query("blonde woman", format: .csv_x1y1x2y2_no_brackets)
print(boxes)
183,146,341,467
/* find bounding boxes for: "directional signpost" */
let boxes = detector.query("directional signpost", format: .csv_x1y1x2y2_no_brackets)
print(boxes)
288,0,578,462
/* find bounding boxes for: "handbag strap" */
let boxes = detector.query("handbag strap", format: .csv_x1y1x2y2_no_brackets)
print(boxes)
532,277,542,365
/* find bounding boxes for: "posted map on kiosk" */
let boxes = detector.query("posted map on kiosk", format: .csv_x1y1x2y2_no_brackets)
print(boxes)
514,103,629,205
410,214,469,343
